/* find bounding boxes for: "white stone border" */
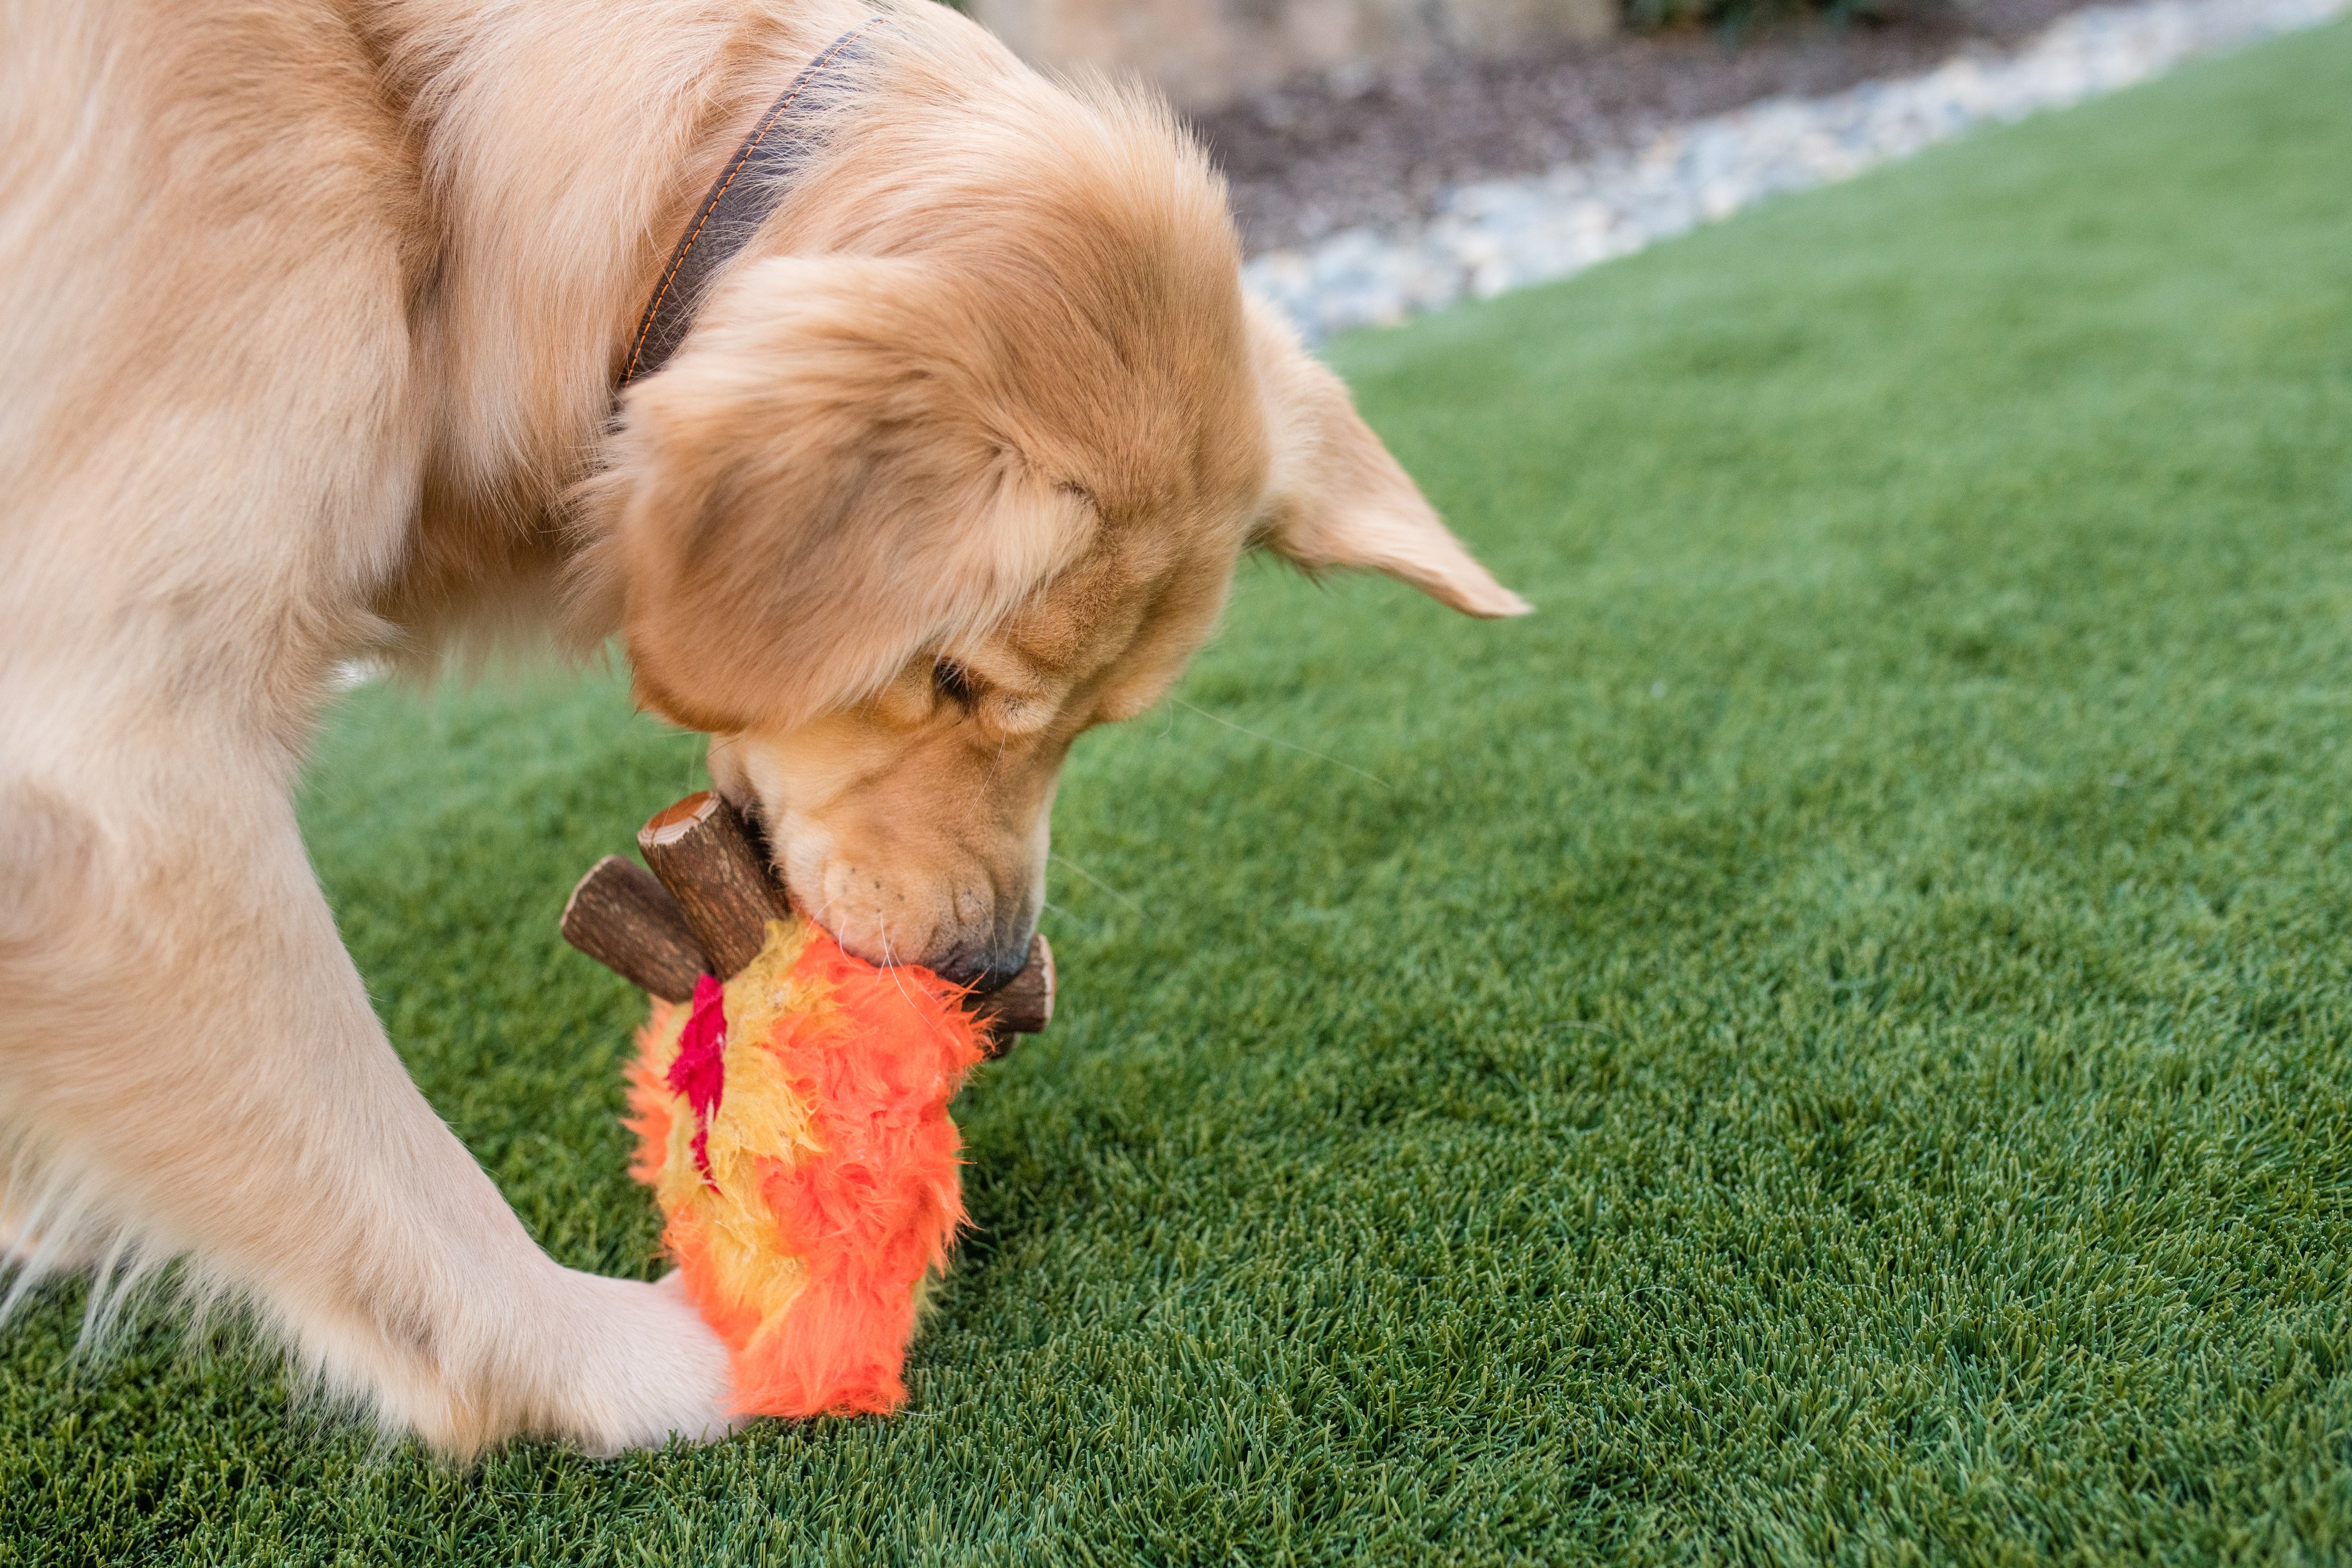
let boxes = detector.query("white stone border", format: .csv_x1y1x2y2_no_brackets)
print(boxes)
1244,0,2348,340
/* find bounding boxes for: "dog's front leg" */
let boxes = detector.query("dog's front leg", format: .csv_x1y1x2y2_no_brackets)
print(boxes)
0,762,734,1458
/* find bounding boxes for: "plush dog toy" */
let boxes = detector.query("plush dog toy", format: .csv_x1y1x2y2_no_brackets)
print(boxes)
559,793,1051,1417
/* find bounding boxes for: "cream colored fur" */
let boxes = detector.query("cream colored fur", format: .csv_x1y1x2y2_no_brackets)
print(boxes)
0,0,1523,1457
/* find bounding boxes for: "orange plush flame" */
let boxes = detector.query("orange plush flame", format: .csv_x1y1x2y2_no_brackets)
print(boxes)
625,918,985,1418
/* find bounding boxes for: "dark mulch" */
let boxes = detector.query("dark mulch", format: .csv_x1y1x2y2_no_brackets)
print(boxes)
1193,0,2104,252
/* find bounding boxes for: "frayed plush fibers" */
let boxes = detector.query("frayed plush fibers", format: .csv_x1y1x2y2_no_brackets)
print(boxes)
626,917,984,1418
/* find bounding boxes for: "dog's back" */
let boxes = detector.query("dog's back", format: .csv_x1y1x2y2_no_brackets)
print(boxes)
1,0,425,725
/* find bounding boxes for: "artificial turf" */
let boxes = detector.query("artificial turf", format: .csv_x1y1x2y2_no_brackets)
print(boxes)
7,23,2352,1565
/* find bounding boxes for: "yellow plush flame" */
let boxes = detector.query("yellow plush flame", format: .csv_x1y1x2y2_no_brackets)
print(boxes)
639,918,839,1342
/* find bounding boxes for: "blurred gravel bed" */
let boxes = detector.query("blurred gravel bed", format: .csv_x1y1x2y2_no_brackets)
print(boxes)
1199,0,2098,253
1229,0,2347,338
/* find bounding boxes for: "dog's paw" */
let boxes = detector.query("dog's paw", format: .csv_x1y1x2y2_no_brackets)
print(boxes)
542,1268,739,1457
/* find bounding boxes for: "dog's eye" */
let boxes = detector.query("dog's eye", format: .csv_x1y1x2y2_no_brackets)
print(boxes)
932,659,977,710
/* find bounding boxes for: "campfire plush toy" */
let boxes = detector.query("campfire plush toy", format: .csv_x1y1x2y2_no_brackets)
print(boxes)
559,793,1051,1419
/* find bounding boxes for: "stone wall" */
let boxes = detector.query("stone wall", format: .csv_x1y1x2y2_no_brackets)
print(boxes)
967,0,1617,111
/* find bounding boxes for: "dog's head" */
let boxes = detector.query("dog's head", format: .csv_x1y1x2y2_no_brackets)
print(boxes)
577,66,1523,988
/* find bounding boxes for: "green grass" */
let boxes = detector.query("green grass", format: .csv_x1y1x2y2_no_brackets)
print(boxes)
8,25,2352,1564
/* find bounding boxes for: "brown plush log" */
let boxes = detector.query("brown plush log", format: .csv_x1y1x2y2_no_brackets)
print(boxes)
560,857,708,1004
636,791,791,980
971,931,1055,1057
562,790,1054,1050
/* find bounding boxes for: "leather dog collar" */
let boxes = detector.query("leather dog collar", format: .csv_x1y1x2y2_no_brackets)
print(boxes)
618,18,883,390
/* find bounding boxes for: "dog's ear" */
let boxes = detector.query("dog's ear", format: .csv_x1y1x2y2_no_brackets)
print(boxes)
575,255,1092,735
1246,297,1530,619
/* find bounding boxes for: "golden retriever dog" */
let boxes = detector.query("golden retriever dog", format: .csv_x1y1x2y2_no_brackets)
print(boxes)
0,0,1525,1456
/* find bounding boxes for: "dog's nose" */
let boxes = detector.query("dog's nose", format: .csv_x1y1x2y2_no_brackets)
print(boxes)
931,942,1033,995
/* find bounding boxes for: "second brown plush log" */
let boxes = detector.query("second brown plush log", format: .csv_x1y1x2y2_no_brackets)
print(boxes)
969,932,1054,1040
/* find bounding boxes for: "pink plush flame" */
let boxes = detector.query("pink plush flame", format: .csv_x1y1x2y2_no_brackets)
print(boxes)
667,973,728,1186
